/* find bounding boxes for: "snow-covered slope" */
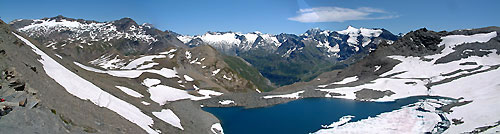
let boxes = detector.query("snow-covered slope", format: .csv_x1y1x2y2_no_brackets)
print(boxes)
9,24,225,134
313,27,500,133
315,100,445,134
13,32,159,133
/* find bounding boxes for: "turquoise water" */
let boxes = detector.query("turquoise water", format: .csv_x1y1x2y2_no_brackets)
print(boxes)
203,96,443,134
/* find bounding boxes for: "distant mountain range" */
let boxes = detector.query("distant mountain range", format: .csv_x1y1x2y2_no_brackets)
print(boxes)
10,16,398,86
178,26,398,85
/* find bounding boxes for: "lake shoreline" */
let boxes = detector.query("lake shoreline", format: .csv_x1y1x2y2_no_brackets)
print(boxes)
202,95,454,134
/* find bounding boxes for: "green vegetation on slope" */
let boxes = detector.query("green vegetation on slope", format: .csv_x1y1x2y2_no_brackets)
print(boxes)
222,55,275,92
239,47,348,86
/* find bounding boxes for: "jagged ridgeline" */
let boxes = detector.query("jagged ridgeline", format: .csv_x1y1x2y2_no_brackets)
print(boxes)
178,26,399,86
10,15,398,87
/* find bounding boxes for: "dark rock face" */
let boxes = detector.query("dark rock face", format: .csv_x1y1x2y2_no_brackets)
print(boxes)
113,17,139,31
381,28,445,56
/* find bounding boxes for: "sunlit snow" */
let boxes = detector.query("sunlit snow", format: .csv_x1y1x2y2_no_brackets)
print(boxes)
211,123,224,134
263,91,304,99
115,86,143,98
152,109,184,130
218,100,235,105
14,33,158,134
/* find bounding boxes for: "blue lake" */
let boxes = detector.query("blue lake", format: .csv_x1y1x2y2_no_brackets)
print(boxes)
203,96,443,134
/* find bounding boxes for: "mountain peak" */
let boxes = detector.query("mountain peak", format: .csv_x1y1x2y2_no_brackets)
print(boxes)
113,17,138,31
43,15,72,22
305,27,323,33
337,25,360,34
52,15,66,19
347,25,356,30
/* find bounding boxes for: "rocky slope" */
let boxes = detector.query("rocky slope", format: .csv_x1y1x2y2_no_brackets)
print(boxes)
0,19,159,133
2,18,232,133
179,26,398,86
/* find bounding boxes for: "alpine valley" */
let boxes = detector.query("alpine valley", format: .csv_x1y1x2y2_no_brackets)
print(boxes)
1,15,499,134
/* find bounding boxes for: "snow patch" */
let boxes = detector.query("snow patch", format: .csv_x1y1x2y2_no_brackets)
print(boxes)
75,62,179,79
115,86,143,98
314,103,441,134
177,36,194,44
152,109,184,130
141,101,151,105
223,75,232,80
184,75,194,81
199,32,241,45
212,69,221,76
122,55,165,70
374,66,381,72
263,91,304,99
89,54,126,70
142,78,161,87
185,51,191,59
321,115,355,128
190,90,224,101
159,48,177,55
147,85,193,105
55,54,62,59
218,100,235,105
317,76,358,88
332,76,358,84
211,123,224,134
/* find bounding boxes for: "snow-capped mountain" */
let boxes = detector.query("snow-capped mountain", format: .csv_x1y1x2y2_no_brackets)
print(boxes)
12,16,157,44
178,31,282,55
179,26,397,60
10,15,186,61
178,26,398,86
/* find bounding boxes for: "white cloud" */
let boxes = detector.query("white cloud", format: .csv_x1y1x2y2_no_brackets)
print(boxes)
288,7,397,23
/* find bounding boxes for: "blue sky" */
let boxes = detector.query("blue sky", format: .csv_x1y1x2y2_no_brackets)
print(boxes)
1,0,498,35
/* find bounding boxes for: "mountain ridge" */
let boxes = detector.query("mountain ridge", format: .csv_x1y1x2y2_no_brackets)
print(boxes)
177,25,398,86
9,16,398,87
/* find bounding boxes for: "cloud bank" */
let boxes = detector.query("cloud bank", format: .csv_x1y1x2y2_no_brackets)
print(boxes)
288,7,397,23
